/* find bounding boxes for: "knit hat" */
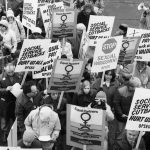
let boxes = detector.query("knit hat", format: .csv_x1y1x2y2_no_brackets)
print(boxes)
32,27,42,34
95,91,107,102
76,23,86,31
39,106,52,121
0,20,8,28
7,8,14,18
128,77,141,87
23,129,35,143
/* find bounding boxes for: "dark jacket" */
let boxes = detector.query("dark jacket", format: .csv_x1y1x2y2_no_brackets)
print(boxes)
72,91,95,107
116,131,146,150
77,10,96,29
113,86,133,122
15,92,44,131
0,73,21,119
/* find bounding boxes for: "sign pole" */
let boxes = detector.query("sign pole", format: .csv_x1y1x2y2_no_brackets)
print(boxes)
5,0,8,11
57,91,64,110
100,71,105,87
134,131,143,150
83,145,87,150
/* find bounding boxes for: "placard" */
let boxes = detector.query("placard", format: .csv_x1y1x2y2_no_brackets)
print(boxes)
67,104,105,150
87,15,115,40
22,0,38,30
48,59,85,92
91,36,123,73
38,0,52,7
126,88,150,132
52,9,77,39
40,2,64,32
15,39,51,72
127,27,150,37
33,42,60,78
135,32,150,61
118,37,141,65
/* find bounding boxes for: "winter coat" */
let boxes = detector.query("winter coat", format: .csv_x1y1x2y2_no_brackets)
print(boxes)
24,107,61,138
8,19,26,43
72,91,96,107
113,86,133,122
15,92,44,132
0,73,21,120
77,10,96,29
115,131,146,150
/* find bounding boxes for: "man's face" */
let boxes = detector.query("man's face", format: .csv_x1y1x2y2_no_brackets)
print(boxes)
23,141,32,147
137,61,147,71
27,85,38,98
126,130,139,146
5,65,15,76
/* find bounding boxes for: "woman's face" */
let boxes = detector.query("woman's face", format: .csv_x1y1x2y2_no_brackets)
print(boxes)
51,92,59,100
85,8,91,15
7,16,14,23
105,71,112,82
83,85,90,94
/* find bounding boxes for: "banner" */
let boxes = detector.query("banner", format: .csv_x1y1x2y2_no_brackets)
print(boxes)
40,2,64,33
52,9,77,39
38,0,53,7
67,104,105,150
48,59,85,92
127,27,150,37
15,39,51,72
135,32,150,61
0,148,42,150
126,88,150,132
22,0,38,30
7,119,17,147
33,42,60,78
91,36,123,73
87,15,115,40
118,37,141,65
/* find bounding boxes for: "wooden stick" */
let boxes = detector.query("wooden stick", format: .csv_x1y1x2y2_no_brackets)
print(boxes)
135,131,143,149
132,61,137,76
46,78,48,89
100,71,105,87
83,145,86,150
5,0,8,11
21,71,28,87
57,91,64,109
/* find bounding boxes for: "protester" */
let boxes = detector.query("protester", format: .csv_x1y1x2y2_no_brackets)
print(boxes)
15,80,44,137
77,4,97,30
29,27,45,39
0,3,6,20
0,19,17,56
24,105,61,150
116,130,146,150
18,129,42,148
72,80,96,107
6,8,25,56
0,62,21,142
121,61,150,88
58,38,73,59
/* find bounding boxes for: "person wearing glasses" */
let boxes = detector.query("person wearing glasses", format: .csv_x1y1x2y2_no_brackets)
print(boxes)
15,80,45,138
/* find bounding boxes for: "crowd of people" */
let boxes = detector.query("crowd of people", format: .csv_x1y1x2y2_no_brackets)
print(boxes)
0,0,150,150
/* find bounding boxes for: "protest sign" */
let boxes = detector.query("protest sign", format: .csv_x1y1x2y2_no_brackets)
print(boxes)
0,148,42,150
127,27,150,37
7,119,17,147
67,104,106,150
48,59,85,92
15,39,51,72
22,0,38,30
118,37,141,65
135,32,150,61
126,88,150,132
87,15,115,40
10,83,23,98
91,36,123,73
52,9,77,39
40,2,64,33
33,42,60,78
38,0,52,7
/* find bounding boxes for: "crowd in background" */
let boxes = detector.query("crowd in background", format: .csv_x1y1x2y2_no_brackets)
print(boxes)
0,0,150,150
